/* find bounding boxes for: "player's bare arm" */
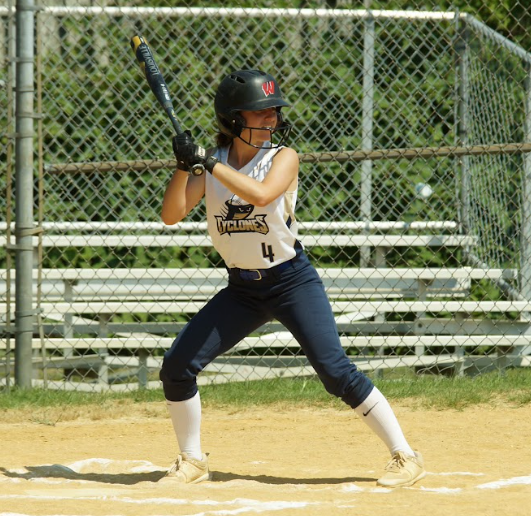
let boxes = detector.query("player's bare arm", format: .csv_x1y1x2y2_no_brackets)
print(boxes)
161,169,205,225
210,147,299,207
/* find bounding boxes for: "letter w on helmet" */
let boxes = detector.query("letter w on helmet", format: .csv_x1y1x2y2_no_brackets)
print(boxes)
262,81,275,97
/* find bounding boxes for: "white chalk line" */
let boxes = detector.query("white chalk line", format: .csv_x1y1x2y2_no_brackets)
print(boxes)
2,509,303,516
0,497,314,516
1,510,306,516
428,471,485,477
67,458,163,473
477,475,531,489
417,486,462,494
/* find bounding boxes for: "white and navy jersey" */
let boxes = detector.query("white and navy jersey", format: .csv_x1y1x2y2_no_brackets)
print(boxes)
205,143,299,269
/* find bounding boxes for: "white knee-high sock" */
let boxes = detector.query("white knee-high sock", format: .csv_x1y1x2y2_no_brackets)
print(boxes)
166,391,203,460
353,387,415,457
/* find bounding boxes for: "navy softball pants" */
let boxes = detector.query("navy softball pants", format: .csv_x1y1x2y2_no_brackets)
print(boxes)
160,250,374,409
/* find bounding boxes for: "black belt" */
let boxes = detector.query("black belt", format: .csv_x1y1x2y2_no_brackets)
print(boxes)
229,252,302,281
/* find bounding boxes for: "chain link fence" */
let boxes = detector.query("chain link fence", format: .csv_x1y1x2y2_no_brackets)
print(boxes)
2,1,531,391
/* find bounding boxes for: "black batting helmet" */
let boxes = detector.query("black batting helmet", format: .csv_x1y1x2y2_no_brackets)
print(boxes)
214,69,291,148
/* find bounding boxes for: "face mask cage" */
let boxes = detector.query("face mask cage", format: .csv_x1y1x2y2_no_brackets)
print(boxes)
237,121,292,149
235,109,292,149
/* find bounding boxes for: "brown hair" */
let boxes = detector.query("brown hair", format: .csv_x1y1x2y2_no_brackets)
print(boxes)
216,132,234,148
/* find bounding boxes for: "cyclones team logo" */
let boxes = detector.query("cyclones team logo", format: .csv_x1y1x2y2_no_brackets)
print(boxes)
215,197,269,236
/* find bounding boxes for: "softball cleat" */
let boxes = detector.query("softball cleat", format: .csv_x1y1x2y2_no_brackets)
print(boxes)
377,450,426,488
165,453,210,484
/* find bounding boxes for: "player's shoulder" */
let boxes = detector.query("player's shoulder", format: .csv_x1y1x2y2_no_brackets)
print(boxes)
274,146,299,163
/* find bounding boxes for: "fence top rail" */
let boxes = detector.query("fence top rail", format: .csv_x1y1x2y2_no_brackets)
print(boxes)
465,15,531,65
0,7,461,20
0,221,458,233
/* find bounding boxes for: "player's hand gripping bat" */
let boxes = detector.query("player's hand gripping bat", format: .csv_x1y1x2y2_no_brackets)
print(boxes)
130,35,206,176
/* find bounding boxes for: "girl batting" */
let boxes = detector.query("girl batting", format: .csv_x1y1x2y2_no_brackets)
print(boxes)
161,69,425,488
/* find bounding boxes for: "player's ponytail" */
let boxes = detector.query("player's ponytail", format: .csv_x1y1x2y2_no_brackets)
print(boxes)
216,132,233,148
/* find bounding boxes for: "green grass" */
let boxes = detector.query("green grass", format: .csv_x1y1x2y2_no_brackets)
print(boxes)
1,368,531,414
372,369,531,410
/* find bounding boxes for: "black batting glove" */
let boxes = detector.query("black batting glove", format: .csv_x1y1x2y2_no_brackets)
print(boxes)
189,146,219,175
172,130,195,172
172,131,219,175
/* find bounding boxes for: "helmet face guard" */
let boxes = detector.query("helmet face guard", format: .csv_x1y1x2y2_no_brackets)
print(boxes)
215,70,292,149
234,109,292,149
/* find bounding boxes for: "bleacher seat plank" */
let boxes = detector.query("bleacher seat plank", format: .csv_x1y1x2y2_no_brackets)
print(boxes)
2,299,530,318
7,351,527,392
0,266,516,282
0,234,476,248
1,334,528,351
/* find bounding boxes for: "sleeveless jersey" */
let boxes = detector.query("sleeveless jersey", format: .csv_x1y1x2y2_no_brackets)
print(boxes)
205,144,299,269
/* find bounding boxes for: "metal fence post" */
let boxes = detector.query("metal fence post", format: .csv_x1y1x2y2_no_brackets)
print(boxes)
14,0,35,388
521,61,531,302
519,61,531,363
455,15,470,237
360,2,375,267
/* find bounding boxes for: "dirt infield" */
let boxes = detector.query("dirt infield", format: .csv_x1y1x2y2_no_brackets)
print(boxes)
1,401,531,516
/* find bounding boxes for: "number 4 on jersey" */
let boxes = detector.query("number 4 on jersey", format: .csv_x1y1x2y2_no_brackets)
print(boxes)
262,243,275,263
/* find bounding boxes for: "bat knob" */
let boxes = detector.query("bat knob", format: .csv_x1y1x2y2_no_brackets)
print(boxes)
190,164,206,176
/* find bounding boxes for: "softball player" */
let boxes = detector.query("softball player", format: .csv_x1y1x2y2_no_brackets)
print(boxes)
161,69,426,487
